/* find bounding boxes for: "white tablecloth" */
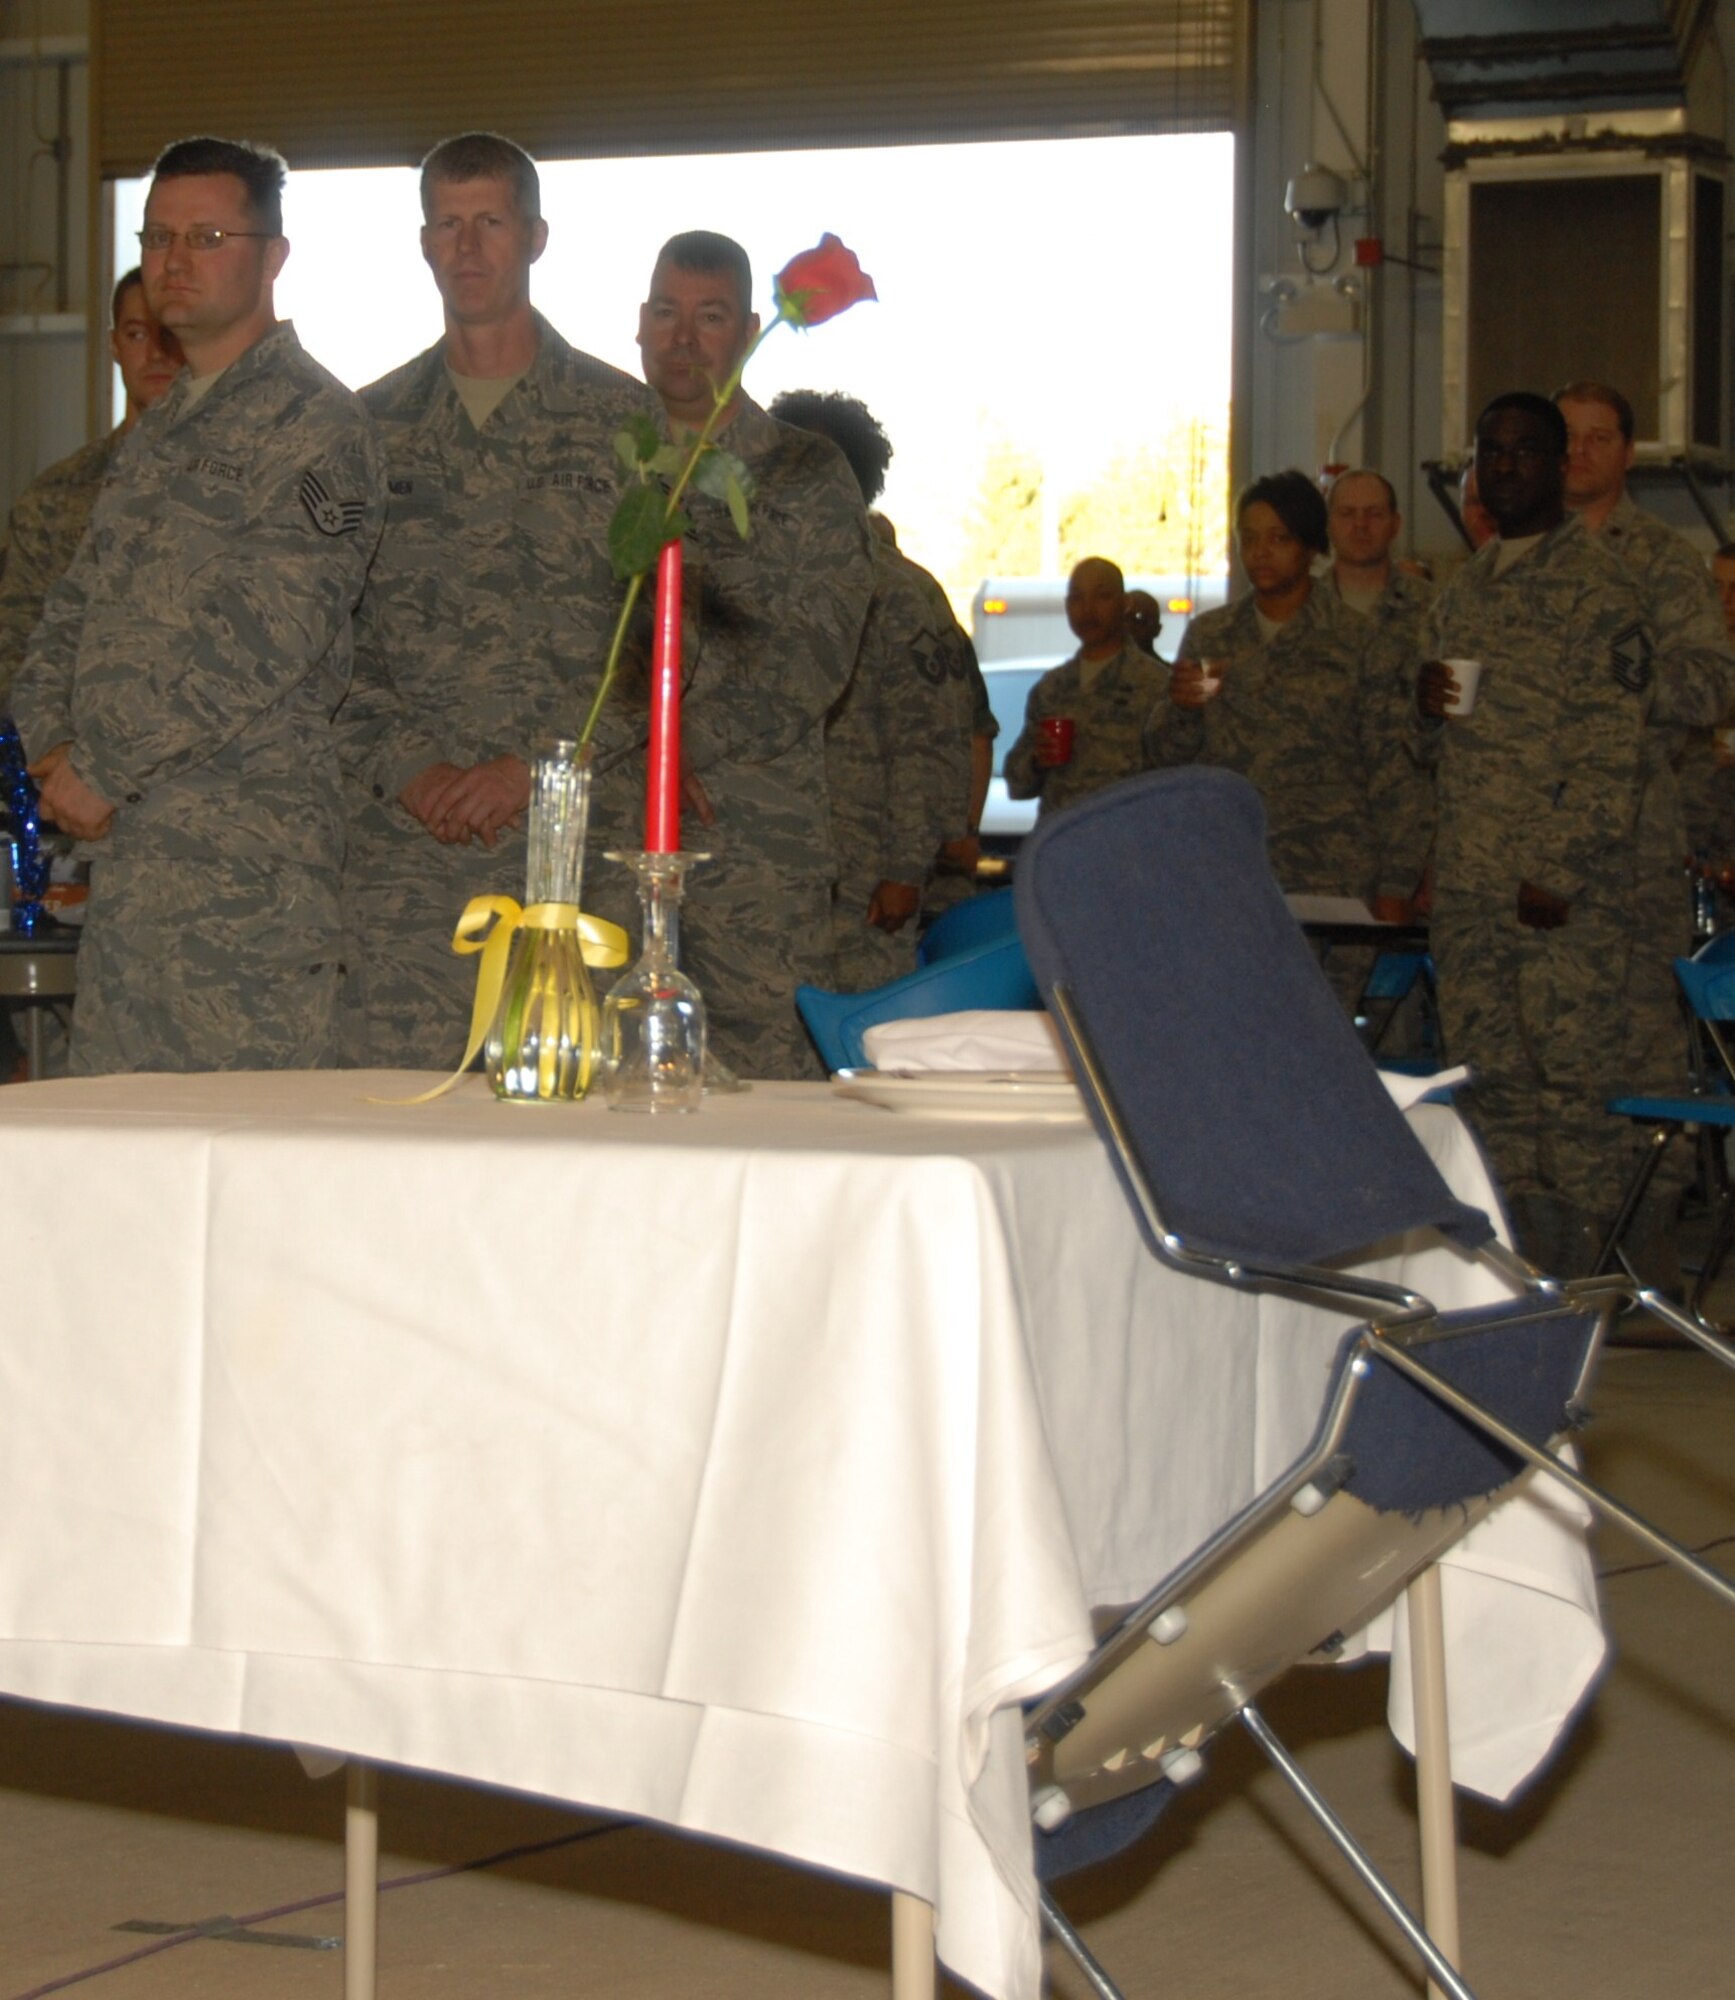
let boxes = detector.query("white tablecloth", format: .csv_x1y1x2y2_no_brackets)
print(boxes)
0,1074,1603,2000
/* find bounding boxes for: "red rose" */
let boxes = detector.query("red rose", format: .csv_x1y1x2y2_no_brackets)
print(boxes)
774,235,877,327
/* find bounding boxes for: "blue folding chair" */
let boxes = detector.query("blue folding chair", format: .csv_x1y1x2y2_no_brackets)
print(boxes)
1599,946,1735,1311
917,887,1018,964
795,933,1039,1074
1010,769,1735,2000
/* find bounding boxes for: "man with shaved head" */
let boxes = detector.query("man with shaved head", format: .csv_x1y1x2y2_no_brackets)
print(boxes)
1005,556,1166,819
634,229,874,1076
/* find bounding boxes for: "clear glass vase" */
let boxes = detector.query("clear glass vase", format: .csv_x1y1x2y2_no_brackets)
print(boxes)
484,740,603,1102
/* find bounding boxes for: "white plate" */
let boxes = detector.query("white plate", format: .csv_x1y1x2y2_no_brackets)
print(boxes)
831,1068,1089,1123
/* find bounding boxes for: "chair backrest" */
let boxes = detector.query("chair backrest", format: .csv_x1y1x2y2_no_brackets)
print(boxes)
1014,768,1493,1269
796,934,1040,1074
919,888,1019,964
1674,954,1735,1022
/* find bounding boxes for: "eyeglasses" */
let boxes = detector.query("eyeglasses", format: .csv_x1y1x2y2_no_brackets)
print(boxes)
137,226,275,254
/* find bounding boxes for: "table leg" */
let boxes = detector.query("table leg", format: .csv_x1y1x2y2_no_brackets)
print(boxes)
1408,1564,1461,2000
24,1005,44,1084
891,1889,935,2000
345,1760,379,2000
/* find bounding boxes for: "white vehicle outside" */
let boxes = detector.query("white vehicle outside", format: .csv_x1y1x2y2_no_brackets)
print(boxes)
973,575,1230,836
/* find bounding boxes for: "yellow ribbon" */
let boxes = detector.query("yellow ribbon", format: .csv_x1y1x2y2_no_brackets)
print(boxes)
376,895,629,1105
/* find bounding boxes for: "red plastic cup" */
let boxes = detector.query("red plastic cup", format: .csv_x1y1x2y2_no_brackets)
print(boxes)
1039,716,1076,766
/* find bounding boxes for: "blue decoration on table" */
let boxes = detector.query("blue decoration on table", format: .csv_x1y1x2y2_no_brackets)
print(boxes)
0,718,48,937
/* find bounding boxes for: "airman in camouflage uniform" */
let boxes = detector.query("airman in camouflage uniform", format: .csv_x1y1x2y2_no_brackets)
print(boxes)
0,268,182,707
631,236,873,1076
1557,388,1735,1095
1420,394,1655,1273
2,435,123,713
339,319,648,1067
335,135,649,1071
820,540,974,987
9,139,383,1076
767,391,973,989
1149,578,1427,904
608,393,872,1073
1006,559,1167,819
1557,385,1735,1278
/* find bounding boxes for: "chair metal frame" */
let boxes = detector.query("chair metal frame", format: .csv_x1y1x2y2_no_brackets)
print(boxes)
1026,975,1735,2000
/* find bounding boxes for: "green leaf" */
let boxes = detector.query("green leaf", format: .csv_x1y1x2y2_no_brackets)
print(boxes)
688,447,731,502
609,484,670,581
613,410,662,472
647,444,687,478
690,447,755,539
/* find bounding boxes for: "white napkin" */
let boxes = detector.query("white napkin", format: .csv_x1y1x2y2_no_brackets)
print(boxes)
859,1016,1470,1111
1377,1064,1469,1111
860,1010,1070,1074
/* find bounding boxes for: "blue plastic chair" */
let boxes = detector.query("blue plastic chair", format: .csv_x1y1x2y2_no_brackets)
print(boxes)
1600,947,1735,1304
917,888,1018,965
796,933,1039,1073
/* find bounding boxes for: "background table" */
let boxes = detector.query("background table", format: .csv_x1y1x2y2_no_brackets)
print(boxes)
0,1073,1602,2000
0,928,77,1078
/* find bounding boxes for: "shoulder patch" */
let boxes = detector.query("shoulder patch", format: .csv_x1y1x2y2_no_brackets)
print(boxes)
1610,620,1653,693
299,469,369,537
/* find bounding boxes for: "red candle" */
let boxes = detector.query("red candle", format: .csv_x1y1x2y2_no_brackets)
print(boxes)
646,539,682,853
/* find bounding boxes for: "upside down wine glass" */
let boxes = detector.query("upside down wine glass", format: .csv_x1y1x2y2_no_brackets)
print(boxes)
602,849,708,1112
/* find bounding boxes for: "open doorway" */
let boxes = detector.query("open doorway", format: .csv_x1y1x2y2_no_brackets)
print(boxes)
112,131,1233,622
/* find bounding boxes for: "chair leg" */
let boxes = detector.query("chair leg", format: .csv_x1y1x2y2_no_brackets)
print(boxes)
1689,1191,1735,1319
1408,1566,1463,2000
1630,1287,1735,1374
1594,1125,1672,1278
1237,1705,1478,2000
890,1889,935,2000
345,1760,379,2000
1039,1887,1128,2000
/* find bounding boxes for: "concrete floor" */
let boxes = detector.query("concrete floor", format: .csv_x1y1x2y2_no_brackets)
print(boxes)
0,1345,1730,2000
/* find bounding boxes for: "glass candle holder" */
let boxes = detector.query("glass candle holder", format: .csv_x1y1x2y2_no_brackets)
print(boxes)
602,849,708,1113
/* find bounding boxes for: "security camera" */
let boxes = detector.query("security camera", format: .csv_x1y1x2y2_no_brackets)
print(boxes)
1285,164,1347,233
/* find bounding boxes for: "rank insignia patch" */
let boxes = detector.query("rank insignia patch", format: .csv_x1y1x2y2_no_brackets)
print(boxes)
299,470,368,537
1610,621,1653,693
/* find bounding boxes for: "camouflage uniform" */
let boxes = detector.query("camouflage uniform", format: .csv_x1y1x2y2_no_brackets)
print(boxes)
920,635,998,926
1683,728,1735,863
594,395,873,1077
1005,640,1168,819
1150,583,1429,901
1419,516,1653,1266
337,316,649,1070
1594,496,1735,1096
826,541,974,989
9,323,384,1075
0,429,125,708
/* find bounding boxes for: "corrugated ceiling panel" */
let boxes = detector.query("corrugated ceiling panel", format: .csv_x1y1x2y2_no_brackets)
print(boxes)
96,0,1239,177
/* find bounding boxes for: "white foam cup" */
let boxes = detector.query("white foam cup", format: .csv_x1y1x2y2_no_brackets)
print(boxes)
1440,657,1483,717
